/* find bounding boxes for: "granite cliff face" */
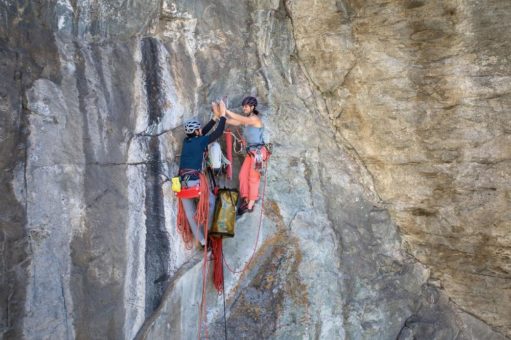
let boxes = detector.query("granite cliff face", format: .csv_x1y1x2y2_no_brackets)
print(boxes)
286,0,511,336
0,1,509,339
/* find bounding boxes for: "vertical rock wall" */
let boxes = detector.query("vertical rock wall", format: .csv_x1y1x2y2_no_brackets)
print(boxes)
1,2,64,339
140,37,170,315
285,0,511,336
0,0,509,339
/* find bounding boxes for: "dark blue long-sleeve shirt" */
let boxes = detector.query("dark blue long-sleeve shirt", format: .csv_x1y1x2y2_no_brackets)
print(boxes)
179,117,226,178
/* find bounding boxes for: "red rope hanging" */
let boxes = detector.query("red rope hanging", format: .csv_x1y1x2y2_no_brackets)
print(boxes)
211,237,224,293
177,198,194,250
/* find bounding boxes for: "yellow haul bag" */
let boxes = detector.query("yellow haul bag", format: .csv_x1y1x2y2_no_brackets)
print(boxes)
210,189,239,238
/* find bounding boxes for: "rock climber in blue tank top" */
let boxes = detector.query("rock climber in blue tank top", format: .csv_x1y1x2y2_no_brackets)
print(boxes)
225,96,269,216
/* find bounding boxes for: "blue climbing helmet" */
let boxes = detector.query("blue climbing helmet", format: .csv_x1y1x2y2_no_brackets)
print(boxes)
184,119,201,134
241,96,257,108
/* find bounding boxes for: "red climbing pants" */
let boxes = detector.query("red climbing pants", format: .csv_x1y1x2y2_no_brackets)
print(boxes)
239,147,268,201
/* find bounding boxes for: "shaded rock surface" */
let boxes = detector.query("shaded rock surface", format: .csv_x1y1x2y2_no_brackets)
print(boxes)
0,1,509,339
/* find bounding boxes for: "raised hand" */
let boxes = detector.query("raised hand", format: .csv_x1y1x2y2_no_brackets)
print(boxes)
219,99,226,116
211,101,221,118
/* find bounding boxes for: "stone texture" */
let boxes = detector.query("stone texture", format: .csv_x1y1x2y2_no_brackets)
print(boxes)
285,0,511,336
0,2,63,339
0,0,509,339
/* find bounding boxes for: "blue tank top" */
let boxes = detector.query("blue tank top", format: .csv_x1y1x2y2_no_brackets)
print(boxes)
244,125,264,146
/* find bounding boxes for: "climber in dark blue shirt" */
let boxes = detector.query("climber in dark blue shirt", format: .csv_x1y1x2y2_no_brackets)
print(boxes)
179,102,226,179
178,101,226,247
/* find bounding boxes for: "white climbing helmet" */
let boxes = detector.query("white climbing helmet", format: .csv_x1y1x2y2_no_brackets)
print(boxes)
184,119,201,134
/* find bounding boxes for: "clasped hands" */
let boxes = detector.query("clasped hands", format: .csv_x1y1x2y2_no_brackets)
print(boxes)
211,99,228,120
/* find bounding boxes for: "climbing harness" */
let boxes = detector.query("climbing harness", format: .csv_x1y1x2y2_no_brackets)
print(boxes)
232,126,272,172
246,143,271,172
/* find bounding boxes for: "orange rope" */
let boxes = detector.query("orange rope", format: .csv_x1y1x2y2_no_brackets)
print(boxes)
211,237,224,293
194,173,210,228
177,198,195,250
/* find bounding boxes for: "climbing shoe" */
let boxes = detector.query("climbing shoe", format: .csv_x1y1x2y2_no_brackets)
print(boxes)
237,204,254,217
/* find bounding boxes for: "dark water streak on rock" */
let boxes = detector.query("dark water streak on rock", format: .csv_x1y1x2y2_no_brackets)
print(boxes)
141,37,170,315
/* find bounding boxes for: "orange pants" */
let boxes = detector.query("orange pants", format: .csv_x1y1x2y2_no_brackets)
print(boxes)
239,147,268,201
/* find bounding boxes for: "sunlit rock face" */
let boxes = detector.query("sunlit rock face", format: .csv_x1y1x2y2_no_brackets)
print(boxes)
0,1,508,339
286,0,511,336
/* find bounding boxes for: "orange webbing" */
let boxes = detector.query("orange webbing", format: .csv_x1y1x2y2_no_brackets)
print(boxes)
211,237,224,293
